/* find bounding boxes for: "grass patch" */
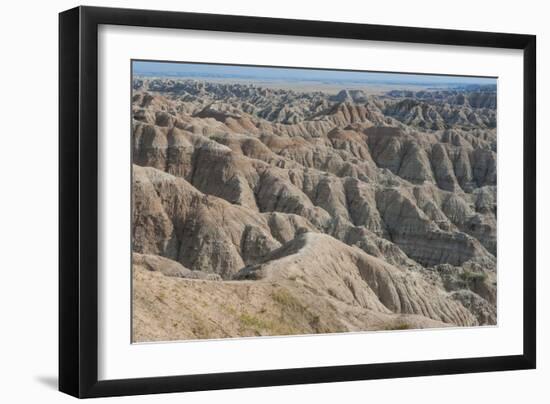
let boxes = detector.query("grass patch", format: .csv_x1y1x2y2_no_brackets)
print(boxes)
272,288,306,314
224,305,237,316
155,291,167,305
191,320,210,338
460,270,488,283
238,312,300,335
239,313,270,330
382,321,412,331
271,288,329,333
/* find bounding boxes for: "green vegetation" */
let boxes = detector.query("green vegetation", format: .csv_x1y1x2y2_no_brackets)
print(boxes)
272,288,329,333
272,288,306,313
460,270,488,283
238,313,271,330
382,321,412,331
237,311,300,336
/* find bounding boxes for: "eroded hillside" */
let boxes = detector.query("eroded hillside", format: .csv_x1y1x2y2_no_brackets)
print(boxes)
131,78,497,342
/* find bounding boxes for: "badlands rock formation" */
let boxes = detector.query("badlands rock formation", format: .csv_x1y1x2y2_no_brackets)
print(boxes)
131,77,497,342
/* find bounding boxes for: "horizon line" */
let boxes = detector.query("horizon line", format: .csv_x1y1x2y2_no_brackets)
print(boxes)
132,60,497,87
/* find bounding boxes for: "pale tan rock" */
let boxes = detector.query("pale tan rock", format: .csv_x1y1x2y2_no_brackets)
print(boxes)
236,233,476,326
133,165,280,278
133,252,221,280
131,79,498,339
132,263,450,342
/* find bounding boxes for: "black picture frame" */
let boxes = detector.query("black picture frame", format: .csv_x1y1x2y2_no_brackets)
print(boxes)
59,5,536,398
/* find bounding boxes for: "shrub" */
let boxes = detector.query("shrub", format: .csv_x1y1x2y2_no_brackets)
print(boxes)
460,270,488,283
271,288,305,313
239,313,269,330
383,321,412,331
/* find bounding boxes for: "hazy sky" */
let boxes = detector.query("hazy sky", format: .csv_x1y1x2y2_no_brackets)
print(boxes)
132,61,496,86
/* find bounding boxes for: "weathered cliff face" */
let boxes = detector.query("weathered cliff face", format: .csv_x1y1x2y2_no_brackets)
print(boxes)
131,78,497,341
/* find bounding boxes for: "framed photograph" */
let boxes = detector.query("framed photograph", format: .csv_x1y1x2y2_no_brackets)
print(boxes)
59,6,536,398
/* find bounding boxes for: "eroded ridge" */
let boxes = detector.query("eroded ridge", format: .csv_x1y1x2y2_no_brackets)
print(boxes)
131,77,497,341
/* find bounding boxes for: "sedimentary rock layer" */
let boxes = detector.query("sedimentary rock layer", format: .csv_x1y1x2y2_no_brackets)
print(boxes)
131,78,497,340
